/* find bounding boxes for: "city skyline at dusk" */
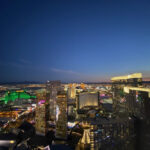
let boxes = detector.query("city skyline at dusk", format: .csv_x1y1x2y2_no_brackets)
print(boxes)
1,0,150,82
1,1,150,150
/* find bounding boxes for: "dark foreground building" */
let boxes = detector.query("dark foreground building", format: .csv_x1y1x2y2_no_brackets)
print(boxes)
111,73,150,150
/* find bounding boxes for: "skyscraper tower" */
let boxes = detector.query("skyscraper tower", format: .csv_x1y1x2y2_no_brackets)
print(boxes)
35,90,48,135
111,73,142,115
68,83,76,99
111,73,150,150
46,80,61,121
55,91,68,139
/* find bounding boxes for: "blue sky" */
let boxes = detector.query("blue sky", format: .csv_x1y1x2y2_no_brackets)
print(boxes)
0,0,150,82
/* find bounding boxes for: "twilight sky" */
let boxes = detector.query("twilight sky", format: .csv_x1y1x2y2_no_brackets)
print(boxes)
0,0,150,82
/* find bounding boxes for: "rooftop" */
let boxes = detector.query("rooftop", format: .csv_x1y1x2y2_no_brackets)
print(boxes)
111,73,142,81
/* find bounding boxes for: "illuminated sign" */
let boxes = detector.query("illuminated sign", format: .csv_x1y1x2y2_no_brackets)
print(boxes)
100,94,105,97
38,100,46,105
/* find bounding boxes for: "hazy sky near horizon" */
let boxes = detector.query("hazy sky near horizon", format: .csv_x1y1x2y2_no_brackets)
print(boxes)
0,0,150,82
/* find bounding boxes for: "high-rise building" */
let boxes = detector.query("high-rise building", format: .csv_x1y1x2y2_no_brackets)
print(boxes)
46,80,61,121
35,90,48,135
111,73,142,115
123,86,150,118
68,84,76,99
55,91,67,139
111,73,150,149
123,87,150,150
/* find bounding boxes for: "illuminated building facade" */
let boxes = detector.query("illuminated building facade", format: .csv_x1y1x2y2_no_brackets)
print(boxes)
68,84,76,99
76,92,99,110
80,128,90,146
35,91,48,135
80,83,85,89
55,91,67,139
35,104,47,135
46,80,61,121
0,90,36,104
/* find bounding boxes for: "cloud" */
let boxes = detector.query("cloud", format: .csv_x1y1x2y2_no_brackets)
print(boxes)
0,59,31,68
51,68,81,76
50,68,111,82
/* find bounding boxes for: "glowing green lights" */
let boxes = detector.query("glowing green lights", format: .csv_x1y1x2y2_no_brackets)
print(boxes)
0,90,36,104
